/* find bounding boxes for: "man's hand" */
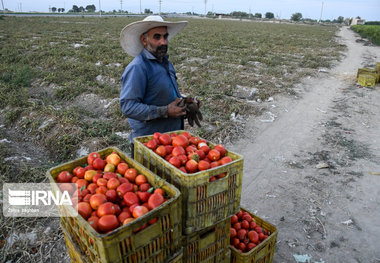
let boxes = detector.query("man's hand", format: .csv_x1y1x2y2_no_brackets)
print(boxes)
168,98,186,118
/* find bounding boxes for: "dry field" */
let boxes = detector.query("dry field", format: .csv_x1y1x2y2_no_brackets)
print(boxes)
0,15,345,262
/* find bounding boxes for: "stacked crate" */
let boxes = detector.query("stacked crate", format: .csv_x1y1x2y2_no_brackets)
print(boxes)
357,65,380,87
134,130,278,262
47,147,183,263
134,130,243,262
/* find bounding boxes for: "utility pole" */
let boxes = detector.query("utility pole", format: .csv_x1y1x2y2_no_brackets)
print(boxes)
204,0,207,15
120,0,123,12
99,0,101,17
319,1,324,23
1,0,4,11
140,0,142,14
159,0,162,15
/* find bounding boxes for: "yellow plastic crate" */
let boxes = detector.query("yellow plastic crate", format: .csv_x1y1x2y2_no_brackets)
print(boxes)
376,62,380,82
182,218,231,263
357,68,379,83
62,224,184,263
134,130,243,235
47,147,182,263
230,208,278,263
358,74,376,87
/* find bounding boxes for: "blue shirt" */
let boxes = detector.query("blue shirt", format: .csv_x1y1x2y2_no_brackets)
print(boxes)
120,49,182,142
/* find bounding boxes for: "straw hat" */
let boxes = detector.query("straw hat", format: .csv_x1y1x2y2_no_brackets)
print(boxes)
120,15,188,57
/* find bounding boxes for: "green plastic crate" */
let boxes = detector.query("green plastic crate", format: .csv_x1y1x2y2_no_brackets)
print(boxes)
47,147,182,263
229,208,278,263
182,218,231,263
358,74,376,87
134,130,243,235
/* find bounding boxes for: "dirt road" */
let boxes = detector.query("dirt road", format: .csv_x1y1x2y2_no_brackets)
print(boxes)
229,26,380,262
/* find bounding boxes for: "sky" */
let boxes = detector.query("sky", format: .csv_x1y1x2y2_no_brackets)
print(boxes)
4,0,380,21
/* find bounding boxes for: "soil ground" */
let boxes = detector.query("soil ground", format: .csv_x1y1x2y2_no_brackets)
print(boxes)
229,26,380,263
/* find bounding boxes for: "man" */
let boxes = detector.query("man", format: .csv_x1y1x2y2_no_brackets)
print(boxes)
120,16,188,156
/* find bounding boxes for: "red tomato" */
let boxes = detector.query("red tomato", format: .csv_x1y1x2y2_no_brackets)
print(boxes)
220,156,233,165
105,189,117,202
230,228,237,238
135,174,147,185
87,216,99,232
116,183,134,198
189,136,200,145
164,145,173,154
95,186,107,195
185,145,197,154
76,167,86,179
237,229,247,241
118,211,131,223
177,154,188,165
96,178,108,187
124,168,138,182
87,152,100,166
75,179,88,190
116,162,129,175
238,242,246,252
155,145,167,157
107,178,120,190
254,226,263,233
179,166,187,173
57,171,72,183
188,152,200,162
198,160,211,171
208,149,221,161
146,139,158,150
97,202,116,217
199,145,210,155
172,146,185,156
233,222,241,230
214,144,227,157
209,176,217,182
77,202,92,220
98,215,119,233
231,215,238,224
132,205,149,218
89,194,107,210
148,193,164,210
248,231,259,243
91,173,102,184
241,220,250,229
242,214,253,222
123,192,139,207
185,159,198,173
232,237,240,247
247,242,257,251
181,131,191,139
169,156,181,168
159,133,172,145
210,161,219,168
153,132,162,140
137,191,151,203
195,150,206,160
92,158,106,170
172,135,189,148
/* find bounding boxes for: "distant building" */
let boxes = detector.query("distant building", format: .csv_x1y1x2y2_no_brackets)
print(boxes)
350,18,366,25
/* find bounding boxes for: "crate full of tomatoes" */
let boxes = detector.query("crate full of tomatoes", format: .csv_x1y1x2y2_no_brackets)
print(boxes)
47,147,182,263
229,208,278,263
134,130,244,235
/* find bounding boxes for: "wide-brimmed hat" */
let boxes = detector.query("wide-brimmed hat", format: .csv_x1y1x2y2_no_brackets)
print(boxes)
120,15,188,57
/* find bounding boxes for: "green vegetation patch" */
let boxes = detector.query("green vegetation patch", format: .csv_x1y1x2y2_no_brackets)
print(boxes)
351,25,380,46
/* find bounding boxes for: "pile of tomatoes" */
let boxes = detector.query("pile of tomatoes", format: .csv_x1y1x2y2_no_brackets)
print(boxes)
230,209,270,253
56,151,168,234
144,131,232,181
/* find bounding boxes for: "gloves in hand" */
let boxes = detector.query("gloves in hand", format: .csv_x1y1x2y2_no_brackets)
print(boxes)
178,97,203,127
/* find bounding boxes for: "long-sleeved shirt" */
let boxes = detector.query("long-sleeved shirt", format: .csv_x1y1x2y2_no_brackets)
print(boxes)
120,48,182,142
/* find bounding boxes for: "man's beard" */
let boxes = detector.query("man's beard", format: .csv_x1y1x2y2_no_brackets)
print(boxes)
147,44,168,60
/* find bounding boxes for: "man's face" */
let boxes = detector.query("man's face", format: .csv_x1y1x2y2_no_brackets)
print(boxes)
141,26,169,61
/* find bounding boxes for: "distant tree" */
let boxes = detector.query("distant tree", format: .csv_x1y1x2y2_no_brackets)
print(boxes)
62,8,65,12
356,16,361,19
231,11,249,18
78,6,85,12
52,7,57,12
57,8,61,12
144,8,152,14
265,12,274,19
337,16,344,23
291,12,302,21
72,5,79,12
254,13,262,18
86,4,96,12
